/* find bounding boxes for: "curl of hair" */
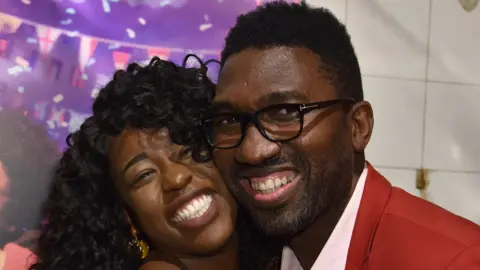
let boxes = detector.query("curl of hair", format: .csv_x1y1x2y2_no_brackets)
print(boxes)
0,108,58,247
30,56,216,270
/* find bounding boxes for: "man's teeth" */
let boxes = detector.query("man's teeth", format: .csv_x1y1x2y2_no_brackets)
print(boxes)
172,194,213,223
250,175,295,194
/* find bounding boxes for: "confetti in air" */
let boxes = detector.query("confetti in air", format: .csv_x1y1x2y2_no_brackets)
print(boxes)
26,37,37,44
8,65,31,76
126,28,136,39
53,94,64,103
122,0,188,8
102,0,112,13
199,14,212,31
86,58,96,67
15,56,29,68
91,88,100,99
199,23,212,31
60,19,73,25
65,8,76,15
66,31,79,37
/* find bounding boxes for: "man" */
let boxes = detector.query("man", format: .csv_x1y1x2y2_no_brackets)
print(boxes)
202,1,480,269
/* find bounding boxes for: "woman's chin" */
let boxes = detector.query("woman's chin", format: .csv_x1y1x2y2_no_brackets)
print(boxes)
151,198,237,258
189,222,235,256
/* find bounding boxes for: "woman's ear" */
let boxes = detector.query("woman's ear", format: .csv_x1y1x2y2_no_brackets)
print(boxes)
124,211,132,224
124,209,136,228
124,209,137,232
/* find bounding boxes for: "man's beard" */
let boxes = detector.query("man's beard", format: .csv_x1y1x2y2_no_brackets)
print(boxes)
241,137,354,239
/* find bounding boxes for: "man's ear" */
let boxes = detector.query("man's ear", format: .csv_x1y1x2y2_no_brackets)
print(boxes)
350,101,374,152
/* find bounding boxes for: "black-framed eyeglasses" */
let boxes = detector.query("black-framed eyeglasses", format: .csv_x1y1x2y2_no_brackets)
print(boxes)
202,98,355,149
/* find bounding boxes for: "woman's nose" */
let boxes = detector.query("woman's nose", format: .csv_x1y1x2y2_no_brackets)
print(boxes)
161,162,193,192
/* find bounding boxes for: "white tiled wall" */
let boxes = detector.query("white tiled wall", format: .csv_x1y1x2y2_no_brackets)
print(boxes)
363,77,425,169
306,0,480,224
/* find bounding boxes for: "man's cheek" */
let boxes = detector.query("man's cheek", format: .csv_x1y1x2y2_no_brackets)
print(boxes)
224,179,238,193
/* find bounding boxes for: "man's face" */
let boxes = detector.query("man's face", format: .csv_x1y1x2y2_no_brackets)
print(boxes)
212,46,358,237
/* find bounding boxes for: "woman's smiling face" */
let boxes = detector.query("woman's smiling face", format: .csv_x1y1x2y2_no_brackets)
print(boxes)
108,128,236,256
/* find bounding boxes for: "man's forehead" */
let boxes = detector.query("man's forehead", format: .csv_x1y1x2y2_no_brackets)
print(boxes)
218,47,306,87
215,49,336,111
216,52,310,104
213,88,309,108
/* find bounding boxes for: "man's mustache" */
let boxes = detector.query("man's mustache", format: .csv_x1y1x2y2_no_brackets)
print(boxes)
231,154,298,179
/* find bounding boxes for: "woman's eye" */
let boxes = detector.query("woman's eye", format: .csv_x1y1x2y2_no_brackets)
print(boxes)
135,170,155,182
216,116,237,126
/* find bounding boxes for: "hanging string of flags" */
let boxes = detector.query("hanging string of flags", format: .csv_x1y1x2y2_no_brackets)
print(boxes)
0,11,220,70
0,11,222,132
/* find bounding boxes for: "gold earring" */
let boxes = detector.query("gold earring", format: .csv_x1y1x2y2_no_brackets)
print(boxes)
129,226,149,259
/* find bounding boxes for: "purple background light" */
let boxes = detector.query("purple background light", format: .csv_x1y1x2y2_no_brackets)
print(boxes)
0,0,297,148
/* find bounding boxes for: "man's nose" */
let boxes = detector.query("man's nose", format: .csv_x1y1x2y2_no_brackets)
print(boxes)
161,162,193,192
234,124,280,165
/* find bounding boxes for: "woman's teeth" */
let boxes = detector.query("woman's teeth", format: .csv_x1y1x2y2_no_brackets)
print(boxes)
172,194,213,223
250,175,296,194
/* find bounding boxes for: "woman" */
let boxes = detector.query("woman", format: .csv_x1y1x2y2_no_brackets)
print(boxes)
0,109,58,269
31,56,280,270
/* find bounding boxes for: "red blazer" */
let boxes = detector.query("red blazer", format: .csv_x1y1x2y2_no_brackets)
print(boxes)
346,164,480,270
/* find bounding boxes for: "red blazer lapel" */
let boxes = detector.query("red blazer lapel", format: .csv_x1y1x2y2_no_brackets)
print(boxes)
346,163,393,269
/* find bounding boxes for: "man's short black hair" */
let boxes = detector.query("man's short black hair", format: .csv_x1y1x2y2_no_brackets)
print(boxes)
221,1,363,102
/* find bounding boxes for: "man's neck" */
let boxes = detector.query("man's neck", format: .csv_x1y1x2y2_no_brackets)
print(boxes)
290,169,363,269
289,199,348,269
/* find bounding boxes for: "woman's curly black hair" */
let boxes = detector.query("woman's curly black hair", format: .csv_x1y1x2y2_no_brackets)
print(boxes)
30,55,281,270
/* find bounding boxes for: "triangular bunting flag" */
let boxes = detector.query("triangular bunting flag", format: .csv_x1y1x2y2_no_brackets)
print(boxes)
36,26,62,55
71,67,84,89
79,36,98,71
0,39,7,57
0,13,22,34
112,51,131,70
147,47,170,61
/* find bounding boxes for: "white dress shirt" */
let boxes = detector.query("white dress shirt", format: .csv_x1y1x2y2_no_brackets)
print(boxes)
280,166,368,270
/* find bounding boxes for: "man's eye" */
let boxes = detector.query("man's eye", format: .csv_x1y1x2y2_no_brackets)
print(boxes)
276,108,296,115
264,107,298,121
